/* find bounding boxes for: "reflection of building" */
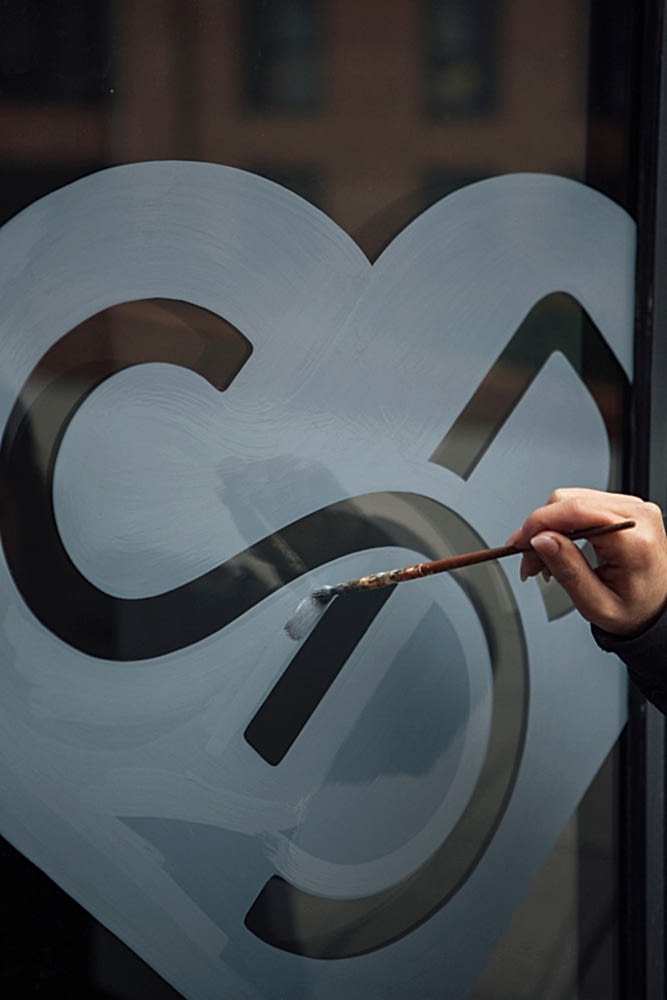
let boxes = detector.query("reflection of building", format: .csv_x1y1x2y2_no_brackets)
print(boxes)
0,0,633,254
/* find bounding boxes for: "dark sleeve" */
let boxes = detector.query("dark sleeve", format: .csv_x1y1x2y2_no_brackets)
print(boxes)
591,610,667,715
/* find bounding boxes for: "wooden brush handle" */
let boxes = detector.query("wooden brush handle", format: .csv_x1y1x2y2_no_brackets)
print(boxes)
350,519,637,589
409,519,636,578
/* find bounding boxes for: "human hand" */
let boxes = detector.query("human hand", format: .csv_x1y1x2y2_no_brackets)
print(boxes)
507,488,667,636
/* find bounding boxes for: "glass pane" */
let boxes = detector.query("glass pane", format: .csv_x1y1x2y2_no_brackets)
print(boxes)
425,0,498,116
0,1,641,998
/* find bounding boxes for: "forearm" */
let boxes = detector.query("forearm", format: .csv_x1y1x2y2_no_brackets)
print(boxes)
592,608,667,714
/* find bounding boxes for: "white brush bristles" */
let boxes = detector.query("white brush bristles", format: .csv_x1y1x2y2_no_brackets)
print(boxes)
283,586,339,641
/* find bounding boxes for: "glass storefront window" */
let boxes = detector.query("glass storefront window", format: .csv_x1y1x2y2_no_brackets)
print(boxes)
0,3,659,998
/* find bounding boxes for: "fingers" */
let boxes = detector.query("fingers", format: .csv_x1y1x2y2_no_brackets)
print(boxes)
510,488,667,635
508,490,629,549
508,489,663,552
527,531,615,624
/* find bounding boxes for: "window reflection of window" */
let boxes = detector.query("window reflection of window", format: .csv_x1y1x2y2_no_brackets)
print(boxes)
0,0,111,103
243,0,322,112
425,0,497,117
588,0,634,119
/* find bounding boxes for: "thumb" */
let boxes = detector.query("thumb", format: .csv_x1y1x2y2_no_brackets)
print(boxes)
529,532,609,623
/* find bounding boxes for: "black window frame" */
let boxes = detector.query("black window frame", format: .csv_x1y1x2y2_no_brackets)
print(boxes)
624,1,667,997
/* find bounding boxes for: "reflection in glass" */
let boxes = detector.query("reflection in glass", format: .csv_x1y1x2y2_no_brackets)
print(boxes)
242,0,323,111
425,0,498,116
0,0,112,102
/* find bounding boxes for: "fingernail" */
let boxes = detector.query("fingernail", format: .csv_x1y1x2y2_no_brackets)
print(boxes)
530,533,560,557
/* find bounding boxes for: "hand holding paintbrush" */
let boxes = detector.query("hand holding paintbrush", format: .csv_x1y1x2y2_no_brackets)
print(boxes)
283,519,636,640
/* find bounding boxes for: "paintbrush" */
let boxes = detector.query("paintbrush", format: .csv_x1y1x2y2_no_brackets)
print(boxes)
283,519,636,641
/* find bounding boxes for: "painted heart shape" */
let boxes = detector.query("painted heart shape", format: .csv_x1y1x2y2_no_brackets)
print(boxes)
0,163,634,998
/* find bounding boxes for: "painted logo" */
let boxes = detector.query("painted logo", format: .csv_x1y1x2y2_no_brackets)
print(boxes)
0,164,634,998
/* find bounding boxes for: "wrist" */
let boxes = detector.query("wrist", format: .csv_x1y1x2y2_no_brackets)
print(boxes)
595,597,667,641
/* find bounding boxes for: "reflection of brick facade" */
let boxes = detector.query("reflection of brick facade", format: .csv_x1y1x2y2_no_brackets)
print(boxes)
0,0,632,253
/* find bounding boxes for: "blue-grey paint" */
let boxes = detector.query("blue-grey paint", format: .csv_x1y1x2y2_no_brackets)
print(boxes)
0,163,633,998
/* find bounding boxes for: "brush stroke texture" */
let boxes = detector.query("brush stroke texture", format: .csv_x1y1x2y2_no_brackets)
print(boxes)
0,163,633,999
